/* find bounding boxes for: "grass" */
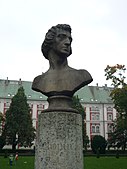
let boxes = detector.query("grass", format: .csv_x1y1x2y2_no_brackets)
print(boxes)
0,156,34,169
84,156,127,169
0,156,127,169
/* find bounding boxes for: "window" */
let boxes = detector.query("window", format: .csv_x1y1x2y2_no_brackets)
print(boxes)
107,113,113,121
96,126,100,133
29,103,33,108
96,114,100,120
37,104,45,110
91,113,100,121
90,106,100,122
92,126,95,133
91,114,95,120
108,124,113,133
37,104,45,118
107,107,113,112
91,124,100,133
5,102,10,108
37,110,42,115
91,106,99,112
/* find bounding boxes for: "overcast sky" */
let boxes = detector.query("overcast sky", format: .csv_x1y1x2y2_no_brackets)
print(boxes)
0,0,127,86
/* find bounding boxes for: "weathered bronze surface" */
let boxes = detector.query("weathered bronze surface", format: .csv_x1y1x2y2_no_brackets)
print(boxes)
32,24,93,99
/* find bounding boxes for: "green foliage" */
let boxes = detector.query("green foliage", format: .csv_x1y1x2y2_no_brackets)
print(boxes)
0,112,4,122
72,96,89,149
108,123,127,150
72,95,84,114
4,87,35,150
0,112,5,132
0,112,6,149
104,64,127,150
105,64,127,114
0,135,6,150
104,64,126,87
110,86,127,114
91,135,107,154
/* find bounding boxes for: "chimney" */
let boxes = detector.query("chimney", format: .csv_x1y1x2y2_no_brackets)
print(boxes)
104,84,108,90
96,83,99,89
5,77,9,86
18,78,22,85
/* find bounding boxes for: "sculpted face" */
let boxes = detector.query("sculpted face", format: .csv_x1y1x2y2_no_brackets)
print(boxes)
52,30,72,57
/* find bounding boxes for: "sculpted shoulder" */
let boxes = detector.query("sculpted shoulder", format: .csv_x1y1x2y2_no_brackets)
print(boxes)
68,68,93,90
32,73,46,92
32,68,93,97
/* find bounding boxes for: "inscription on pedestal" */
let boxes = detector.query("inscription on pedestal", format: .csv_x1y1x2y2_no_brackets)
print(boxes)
35,111,83,169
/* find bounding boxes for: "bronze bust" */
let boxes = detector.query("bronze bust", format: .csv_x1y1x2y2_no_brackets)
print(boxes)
32,24,93,99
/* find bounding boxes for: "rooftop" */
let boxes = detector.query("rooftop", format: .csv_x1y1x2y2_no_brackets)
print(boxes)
0,78,113,103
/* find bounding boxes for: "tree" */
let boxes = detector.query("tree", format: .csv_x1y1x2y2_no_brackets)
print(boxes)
4,87,35,151
104,64,126,88
72,95,89,149
104,64,127,150
0,112,4,132
0,112,6,149
91,135,107,154
0,112,4,122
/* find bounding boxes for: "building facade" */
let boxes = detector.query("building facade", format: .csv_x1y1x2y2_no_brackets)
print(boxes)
0,78,117,142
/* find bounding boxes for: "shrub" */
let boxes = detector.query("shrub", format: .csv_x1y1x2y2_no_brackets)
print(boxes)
0,135,6,150
91,135,107,154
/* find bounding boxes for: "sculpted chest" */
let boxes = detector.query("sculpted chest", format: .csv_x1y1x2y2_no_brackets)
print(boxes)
32,68,93,97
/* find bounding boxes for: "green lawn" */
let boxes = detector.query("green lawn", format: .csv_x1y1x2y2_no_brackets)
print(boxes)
0,156,34,169
84,157,127,169
0,156,127,169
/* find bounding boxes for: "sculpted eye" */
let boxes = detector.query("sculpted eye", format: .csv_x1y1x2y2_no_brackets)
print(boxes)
58,34,66,39
57,34,72,43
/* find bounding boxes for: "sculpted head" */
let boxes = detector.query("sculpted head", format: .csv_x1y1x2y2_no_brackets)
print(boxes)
41,24,72,59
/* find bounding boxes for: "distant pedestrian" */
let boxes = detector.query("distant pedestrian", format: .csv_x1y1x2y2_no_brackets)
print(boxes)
14,152,18,165
15,152,18,161
9,154,14,167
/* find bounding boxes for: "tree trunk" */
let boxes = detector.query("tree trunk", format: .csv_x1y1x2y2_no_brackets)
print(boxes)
12,136,17,152
12,143,16,151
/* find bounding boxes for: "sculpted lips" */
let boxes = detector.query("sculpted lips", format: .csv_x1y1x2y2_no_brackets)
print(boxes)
62,47,70,52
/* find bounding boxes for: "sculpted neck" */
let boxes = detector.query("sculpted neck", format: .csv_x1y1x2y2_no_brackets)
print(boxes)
48,51,68,70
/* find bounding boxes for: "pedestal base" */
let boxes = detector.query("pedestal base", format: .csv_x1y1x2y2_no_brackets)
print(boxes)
35,111,84,169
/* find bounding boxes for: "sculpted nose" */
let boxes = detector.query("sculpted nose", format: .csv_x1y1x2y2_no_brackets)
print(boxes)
64,37,71,46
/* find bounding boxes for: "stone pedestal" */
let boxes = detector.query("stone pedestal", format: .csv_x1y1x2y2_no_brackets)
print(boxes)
35,110,84,169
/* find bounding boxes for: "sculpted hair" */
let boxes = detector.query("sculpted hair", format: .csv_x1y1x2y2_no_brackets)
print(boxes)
41,24,72,59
